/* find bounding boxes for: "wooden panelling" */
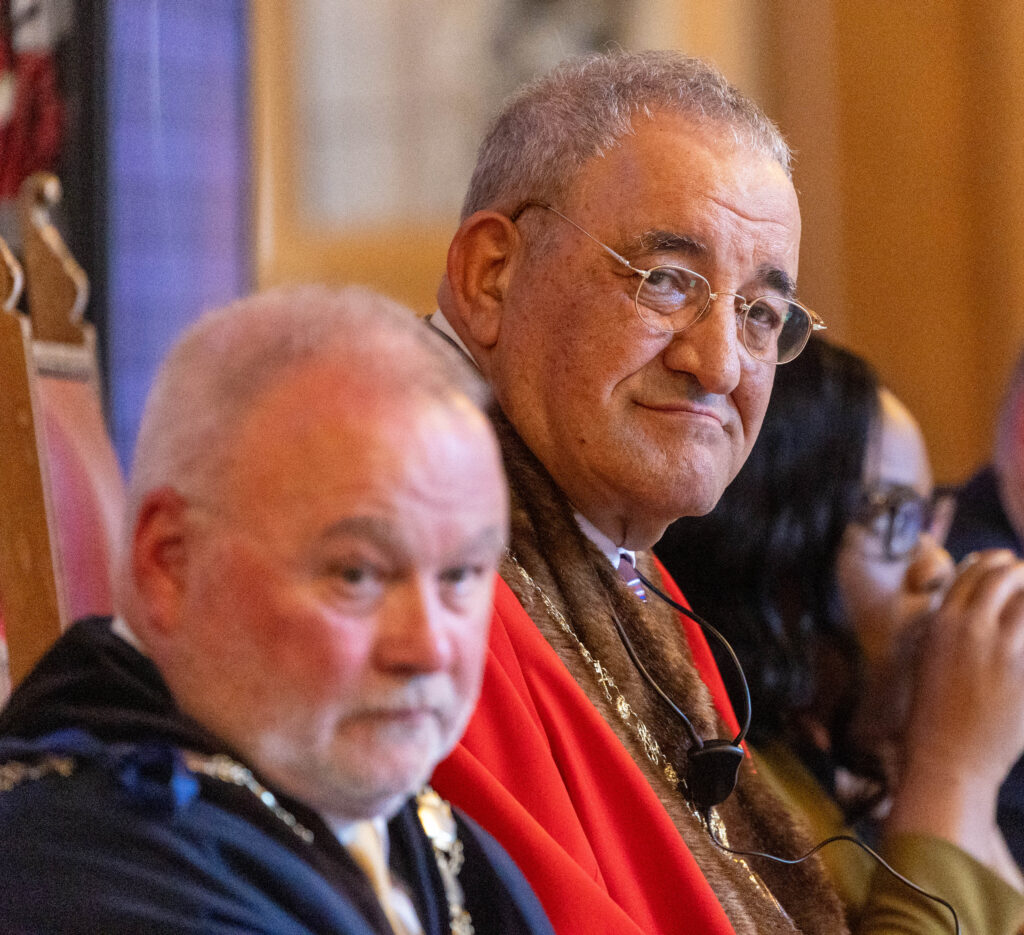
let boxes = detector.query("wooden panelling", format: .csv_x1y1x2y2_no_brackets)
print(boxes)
0,308,66,687
762,1,1024,482
249,0,454,313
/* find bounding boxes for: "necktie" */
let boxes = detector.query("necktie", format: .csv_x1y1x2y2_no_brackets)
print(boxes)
617,552,647,601
346,821,424,935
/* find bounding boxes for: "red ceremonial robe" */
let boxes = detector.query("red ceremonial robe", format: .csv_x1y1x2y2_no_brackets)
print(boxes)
432,561,743,935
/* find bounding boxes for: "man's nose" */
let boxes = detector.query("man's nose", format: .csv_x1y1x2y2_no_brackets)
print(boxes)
375,579,454,674
662,295,743,394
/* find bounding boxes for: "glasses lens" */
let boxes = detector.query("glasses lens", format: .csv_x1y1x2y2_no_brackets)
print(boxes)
744,298,812,365
887,498,927,558
636,267,709,332
855,485,932,561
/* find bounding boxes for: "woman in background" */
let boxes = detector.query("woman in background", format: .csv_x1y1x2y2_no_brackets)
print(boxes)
656,337,1024,932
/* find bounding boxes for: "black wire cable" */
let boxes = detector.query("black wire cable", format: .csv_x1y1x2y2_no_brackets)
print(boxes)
633,568,961,935
607,600,704,749
635,569,751,745
703,816,960,935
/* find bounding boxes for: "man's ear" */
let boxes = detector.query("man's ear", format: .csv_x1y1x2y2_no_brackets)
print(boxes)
444,211,520,349
130,488,193,635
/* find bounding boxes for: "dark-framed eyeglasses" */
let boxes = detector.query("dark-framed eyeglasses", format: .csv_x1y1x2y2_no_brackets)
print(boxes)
852,484,956,561
509,200,826,365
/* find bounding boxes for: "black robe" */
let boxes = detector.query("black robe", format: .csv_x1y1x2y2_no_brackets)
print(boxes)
0,617,554,935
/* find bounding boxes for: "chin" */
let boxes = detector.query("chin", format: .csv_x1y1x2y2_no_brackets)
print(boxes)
649,490,724,527
337,751,443,814
306,767,428,824
686,495,724,519
346,787,418,823
629,458,727,520
672,475,728,519
317,720,468,819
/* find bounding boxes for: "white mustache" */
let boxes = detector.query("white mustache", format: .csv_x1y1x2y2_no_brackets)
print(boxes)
349,678,459,718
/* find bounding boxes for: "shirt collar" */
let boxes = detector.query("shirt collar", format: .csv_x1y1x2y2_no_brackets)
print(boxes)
574,511,637,570
334,814,389,853
426,309,476,364
110,615,147,654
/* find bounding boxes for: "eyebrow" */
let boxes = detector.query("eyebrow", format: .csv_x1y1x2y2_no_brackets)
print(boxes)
321,516,394,545
757,265,797,299
625,229,798,299
627,229,708,258
320,516,507,557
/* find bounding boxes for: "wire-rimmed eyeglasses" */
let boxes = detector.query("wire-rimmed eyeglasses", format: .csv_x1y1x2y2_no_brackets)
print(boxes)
510,200,826,365
853,484,956,561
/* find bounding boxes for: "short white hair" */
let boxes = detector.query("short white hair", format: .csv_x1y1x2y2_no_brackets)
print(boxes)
461,48,791,220
127,285,488,532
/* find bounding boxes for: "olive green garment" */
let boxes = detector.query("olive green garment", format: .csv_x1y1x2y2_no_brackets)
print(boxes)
753,741,1024,935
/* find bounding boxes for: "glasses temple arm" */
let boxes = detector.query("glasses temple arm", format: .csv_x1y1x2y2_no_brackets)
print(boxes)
526,202,646,276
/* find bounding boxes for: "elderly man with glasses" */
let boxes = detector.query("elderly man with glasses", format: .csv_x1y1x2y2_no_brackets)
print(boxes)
425,49,1024,935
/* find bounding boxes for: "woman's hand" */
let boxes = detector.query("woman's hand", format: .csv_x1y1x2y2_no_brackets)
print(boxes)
889,549,1024,888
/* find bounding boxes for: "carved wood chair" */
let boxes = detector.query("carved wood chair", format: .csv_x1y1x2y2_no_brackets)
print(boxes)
0,173,125,696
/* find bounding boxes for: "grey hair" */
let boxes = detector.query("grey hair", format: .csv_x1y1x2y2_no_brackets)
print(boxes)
127,285,488,529
461,48,791,220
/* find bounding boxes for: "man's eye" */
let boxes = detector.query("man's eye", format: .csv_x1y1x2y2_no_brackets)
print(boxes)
325,562,386,593
745,298,783,331
339,566,368,583
440,565,487,597
643,267,701,303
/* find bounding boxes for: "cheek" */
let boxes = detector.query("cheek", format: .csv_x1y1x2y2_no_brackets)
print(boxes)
277,618,368,689
507,268,641,397
237,588,370,699
179,546,268,655
734,366,774,445
529,327,627,416
836,544,910,664
450,615,492,707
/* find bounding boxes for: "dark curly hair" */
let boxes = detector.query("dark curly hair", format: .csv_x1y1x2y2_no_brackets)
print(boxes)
655,337,880,766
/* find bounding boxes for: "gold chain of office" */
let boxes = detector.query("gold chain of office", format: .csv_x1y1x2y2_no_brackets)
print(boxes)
186,754,475,935
505,551,787,918
0,749,473,935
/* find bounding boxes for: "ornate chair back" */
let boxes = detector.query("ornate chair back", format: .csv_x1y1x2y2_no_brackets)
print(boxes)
0,173,124,695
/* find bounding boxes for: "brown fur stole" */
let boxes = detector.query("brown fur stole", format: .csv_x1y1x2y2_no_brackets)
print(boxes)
492,409,848,935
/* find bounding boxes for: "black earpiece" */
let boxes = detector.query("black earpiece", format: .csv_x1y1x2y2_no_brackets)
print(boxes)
609,570,750,809
686,740,745,811
630,568,960,934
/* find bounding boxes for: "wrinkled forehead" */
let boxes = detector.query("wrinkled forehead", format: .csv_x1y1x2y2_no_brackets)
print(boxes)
561,114,801,268
216,361,501,510
568,112,791,193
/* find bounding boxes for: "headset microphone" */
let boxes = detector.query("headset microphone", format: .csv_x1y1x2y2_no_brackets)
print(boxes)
623,569,750,810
